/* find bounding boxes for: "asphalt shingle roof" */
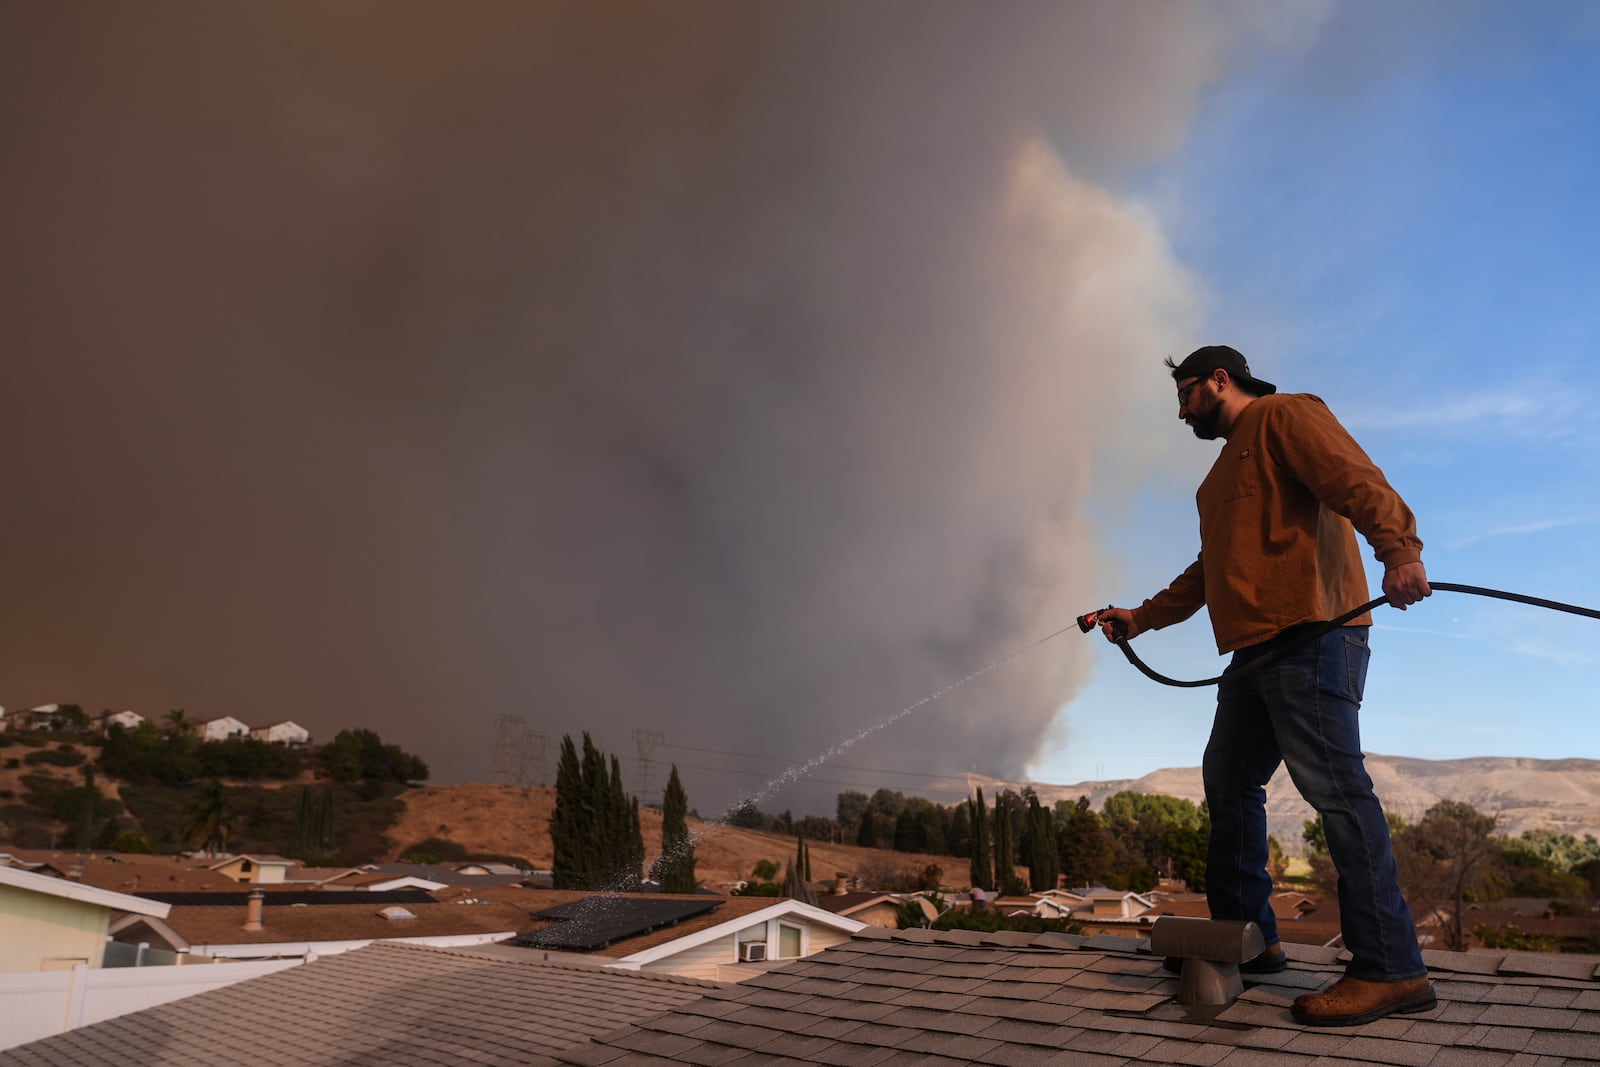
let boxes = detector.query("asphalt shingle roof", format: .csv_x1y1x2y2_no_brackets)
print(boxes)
542,927,1600,1066
5,941,725,1067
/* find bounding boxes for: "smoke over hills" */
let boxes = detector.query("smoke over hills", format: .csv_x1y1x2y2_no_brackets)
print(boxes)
1,4,1315,814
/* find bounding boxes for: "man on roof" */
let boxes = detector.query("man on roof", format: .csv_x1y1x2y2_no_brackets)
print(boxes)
1096,345,1435,1027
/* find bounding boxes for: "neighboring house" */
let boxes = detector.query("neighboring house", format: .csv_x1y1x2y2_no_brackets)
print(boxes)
4,940,726,1066
0,865,171,972
112,895,529,961
487,888,866,981
815,891,914,928
550,925,1600,1066
22,704,61,731
248,720,310,745
195,716,250,741
207,855,294,885
98,709,144,733
313,863,528,892
0,850,252,895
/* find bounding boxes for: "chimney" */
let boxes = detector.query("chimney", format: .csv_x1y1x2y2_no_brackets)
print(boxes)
244,889,265,932
833,873,848,896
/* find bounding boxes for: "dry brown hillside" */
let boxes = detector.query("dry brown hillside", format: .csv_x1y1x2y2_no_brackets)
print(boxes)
387,783,976,890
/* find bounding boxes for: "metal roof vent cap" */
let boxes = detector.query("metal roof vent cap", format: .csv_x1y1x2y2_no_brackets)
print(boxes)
1149,916,1266,1023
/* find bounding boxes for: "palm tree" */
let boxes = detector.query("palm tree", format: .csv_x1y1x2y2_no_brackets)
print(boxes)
164,708,192,738
180,779,236,856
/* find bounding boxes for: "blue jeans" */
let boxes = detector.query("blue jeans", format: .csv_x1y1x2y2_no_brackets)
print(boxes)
1203,625,1427,982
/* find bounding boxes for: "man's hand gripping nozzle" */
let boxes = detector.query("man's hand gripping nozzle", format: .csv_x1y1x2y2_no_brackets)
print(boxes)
1076,607,1128,639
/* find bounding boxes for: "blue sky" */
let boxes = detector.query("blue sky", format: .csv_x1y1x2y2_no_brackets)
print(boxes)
1032,3,1600,789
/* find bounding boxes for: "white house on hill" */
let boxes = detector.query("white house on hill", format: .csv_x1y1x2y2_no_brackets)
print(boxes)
99,709,144,733
196,716,250,742
249,721,310,746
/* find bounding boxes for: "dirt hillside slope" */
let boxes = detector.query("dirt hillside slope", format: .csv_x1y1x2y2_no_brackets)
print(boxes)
387,783,975,890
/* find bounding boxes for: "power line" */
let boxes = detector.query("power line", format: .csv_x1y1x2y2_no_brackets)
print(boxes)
657,741,978,782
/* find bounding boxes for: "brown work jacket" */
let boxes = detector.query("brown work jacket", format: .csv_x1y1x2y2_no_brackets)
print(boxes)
1130,393,1423,654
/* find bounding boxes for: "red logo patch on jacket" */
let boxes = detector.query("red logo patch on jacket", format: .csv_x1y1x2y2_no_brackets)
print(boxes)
1239,448,1252,459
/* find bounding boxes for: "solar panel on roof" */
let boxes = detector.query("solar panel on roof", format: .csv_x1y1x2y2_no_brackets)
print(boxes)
514,896,720,951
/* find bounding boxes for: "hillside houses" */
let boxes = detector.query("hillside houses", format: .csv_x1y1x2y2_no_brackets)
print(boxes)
0,705,311,745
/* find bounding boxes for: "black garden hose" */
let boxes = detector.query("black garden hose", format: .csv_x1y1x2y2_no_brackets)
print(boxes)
1099,582,1600,688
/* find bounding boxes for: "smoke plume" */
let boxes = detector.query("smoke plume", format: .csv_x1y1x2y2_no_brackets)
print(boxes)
0,3,1301,814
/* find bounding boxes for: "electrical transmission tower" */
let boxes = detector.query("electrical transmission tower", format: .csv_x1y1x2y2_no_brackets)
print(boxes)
522,730,548,787
633,728,664,801
490,716,527,785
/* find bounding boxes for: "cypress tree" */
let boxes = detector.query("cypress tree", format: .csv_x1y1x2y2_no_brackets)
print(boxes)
578,736,609,884
607,754,638,888
551,735,585,889
1026,793,1060,891
970,788,993,891
783,836,817,904
856,807,878,848
658,764,696,893
551,733,649,890
292,787,308,854
993,792,1015,892
318,788,335,852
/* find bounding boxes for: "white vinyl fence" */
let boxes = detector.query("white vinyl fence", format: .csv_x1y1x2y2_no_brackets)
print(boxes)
0,955,304,1051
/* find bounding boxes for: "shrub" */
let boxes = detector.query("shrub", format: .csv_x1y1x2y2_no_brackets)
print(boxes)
25,747,86,768
400,836,469,864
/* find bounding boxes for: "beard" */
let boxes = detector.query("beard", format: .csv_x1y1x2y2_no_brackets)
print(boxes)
1186,405,1223,440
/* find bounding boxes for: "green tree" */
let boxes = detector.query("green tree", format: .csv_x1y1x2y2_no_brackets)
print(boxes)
949,800,972,859
550,735,585,889
548,733,645,891
993,791,1018,893
321,729,429,784
1025,793,1059,891
655,764,696,893
55,704,91,734
856,806,879,848
1057,797,1109,889
180,780,237,856
726,799,766,829
74,765,100,849
969,788,993,891
1393,799,1501,951
783,836,817,904
836,790,870,842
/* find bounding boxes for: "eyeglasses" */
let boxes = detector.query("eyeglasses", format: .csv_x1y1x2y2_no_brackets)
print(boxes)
1176,377,1208,408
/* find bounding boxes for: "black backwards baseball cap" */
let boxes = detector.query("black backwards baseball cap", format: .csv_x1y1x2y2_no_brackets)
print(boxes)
1170,345,1277,396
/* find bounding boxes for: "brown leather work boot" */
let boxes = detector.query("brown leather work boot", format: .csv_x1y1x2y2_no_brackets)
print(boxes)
1291,975,1436,1026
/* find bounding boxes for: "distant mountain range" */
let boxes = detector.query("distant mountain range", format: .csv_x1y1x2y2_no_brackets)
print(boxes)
972,755,1600,855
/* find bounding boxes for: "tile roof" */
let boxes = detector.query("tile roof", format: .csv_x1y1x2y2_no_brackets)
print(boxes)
162,898,530,948
542,926,1600,1066
5,941,725,1066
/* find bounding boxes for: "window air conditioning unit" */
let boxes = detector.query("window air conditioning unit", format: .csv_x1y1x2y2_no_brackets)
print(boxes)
739,942,768,963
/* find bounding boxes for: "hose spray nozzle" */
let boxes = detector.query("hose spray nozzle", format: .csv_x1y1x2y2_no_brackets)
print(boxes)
1076,606,1127,637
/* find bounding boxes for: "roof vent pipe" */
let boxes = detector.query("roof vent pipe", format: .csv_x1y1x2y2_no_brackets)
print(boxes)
1149,916,1266,1023
244,889,265,932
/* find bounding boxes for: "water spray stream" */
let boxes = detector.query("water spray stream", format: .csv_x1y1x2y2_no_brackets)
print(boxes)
646,619,1083,881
